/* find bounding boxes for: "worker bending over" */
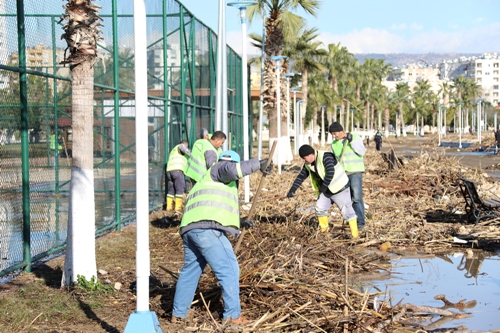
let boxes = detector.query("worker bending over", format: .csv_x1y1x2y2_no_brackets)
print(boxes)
166,140,191,212
287,144,358,236
185,130,226,185
172,150,272,324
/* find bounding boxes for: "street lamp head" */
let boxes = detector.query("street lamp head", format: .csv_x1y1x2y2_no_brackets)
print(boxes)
270,55,287,61
227,1,258,8
284,73,295,78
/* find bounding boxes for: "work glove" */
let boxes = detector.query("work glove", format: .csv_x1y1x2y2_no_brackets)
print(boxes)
240,217,254,229
319,184,328,194
259,158,273,175
287,190,295,198
346,133,353,143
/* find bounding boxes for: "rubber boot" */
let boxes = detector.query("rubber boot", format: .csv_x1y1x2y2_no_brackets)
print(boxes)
166,197,174,211
175,197,183,212
348,218,358,238
317,216,329,232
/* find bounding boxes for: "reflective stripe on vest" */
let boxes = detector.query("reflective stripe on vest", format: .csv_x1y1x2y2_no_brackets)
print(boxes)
331,134,365,172
166,144,187,172
305,151,349,194
180,163,243,231
185,139,218,181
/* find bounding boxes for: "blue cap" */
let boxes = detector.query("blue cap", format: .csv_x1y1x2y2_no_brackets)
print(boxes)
219,150,240,163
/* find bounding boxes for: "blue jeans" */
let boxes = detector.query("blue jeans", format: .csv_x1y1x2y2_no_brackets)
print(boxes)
348,173,365,227
172,229,241,320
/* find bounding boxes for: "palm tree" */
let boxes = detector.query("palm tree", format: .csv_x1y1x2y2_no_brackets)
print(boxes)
247,0,321,144
324,43,352,125
285,27,326,143
394,82,411,136
413,79,433,132
60,0,102,287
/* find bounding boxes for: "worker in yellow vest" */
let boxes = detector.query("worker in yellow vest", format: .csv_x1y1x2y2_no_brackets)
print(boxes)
286,145,358,236
49,128,62,166
185,130,226,185
166,140,191,212
329,122,367,230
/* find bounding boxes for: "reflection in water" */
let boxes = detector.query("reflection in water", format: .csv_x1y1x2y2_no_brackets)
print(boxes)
365,250,500,332
457,249,485,283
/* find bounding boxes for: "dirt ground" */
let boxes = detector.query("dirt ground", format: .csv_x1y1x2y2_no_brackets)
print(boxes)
1,134,499,333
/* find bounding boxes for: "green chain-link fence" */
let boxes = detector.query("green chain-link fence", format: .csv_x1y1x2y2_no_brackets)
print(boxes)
0,0,250,277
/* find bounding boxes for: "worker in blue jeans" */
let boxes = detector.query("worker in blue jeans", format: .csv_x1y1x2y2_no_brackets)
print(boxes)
171,150,272,325
329,122,367,230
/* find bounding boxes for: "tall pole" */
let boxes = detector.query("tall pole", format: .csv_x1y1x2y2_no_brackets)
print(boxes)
321,106,325,146
297,100,303,149
216,0,228,148
443,108,447,137
270,56,286,174
228,1,257,203
257,18,265,159
438,105,442,146
125,0,163,331
458,102,463,148
284,73,294,140
292,88,297,154
350,108,354,133
477,100,482,144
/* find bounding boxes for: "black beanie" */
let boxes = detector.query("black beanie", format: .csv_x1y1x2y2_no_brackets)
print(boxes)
299,144,315,158
329,122,344,133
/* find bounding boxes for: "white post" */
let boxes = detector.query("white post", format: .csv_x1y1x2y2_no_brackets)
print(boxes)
124,1,163,331
297,100,303,149
444,108,447,137
478,100,482,144
257,19,265,159
438,106,442,146
270,56,286,174
458,103,462,148
321,106,325,146
133,0,149,314
292,89,297,154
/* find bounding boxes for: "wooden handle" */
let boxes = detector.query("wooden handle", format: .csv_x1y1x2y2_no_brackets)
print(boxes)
234,140,278,253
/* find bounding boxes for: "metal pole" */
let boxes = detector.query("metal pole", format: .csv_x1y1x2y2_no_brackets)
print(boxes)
438,106,442,146
257,21,265,159
112,0,122,230
321,106,325,146
477,100,482,144
292,88,297,154
228,2,256,202
17,0,31,273
270,56,286,174
458,103,463,148
297,100,303,149
351,108,354,133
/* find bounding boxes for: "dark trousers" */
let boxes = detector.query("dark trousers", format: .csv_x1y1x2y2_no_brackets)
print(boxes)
167,170,186,197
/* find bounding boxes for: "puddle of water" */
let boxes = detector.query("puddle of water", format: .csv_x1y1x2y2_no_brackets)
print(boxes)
363,250,500,331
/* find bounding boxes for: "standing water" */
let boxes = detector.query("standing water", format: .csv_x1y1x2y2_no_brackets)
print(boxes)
363,249,500,331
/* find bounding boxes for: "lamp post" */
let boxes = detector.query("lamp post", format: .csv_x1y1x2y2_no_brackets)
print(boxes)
297,100,303,149
477,99,482,144
458,102,463,148
257,16,266,159
291,87,298,154
216,0,228,147
443,107,447,137
321,106,325,146
350,108,354,133
416,112,419,137
228,1,257,203
396,111,399,137
270,55,286,174
438,105,442,146
284,73,295,140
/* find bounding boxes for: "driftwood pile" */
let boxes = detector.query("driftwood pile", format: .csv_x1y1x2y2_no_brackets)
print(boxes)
155,141,500,332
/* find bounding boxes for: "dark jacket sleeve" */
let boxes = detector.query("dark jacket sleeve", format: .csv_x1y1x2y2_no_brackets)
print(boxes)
205,150,217,169
210,159,260,185
288,165,309,193
321,153,336,187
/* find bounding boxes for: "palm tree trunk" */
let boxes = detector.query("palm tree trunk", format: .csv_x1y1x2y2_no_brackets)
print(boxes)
63,61,97,286
384,105,390,137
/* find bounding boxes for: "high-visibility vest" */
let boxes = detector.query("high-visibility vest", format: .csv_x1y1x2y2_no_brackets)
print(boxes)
305,151,349,195
180,163,243,232
166,144,188,173
185,139,220,182
49,134,62,150
331,133,365,173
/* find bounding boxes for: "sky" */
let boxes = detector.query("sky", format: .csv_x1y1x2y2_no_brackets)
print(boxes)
177,0,500,55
